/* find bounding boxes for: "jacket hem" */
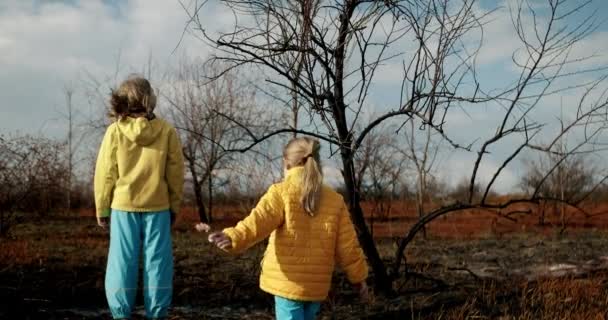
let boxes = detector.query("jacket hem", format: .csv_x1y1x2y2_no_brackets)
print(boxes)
110,205,170,213
260,283,326,302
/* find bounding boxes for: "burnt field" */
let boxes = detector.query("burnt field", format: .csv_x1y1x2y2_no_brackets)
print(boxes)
1,204,608,319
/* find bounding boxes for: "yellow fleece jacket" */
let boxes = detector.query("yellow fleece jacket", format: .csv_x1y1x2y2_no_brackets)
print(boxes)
223,167,369,301
94,116,184,217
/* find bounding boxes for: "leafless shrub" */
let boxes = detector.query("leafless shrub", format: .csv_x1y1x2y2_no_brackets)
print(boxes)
521,150,597,226
0,135,68,235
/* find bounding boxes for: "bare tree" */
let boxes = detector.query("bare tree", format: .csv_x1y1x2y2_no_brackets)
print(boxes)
58,84,88,213
401,118,442,239
65,87,74,212
165,58,263,223
184,0,608,294
355,123,408,237
521,145,596,227
0,135,68,235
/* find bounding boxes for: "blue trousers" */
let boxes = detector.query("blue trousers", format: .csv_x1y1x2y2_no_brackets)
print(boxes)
275,296,321,320
105,210,173,319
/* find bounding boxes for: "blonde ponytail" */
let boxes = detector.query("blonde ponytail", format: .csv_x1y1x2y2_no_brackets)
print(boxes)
283,137,323,216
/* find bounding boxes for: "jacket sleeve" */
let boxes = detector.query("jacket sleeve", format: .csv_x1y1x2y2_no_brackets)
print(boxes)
223,184,284,254
336,200,369,284
166,126,185,214
94,125,118,218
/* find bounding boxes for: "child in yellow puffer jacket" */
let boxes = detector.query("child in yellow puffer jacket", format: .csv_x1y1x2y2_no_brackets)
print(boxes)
200,137,369,320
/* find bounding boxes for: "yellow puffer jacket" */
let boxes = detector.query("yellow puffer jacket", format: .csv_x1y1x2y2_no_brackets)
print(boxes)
94,116,184,217
223,166,368,301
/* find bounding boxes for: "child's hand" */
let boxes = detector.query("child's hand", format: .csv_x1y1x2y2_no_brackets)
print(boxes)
97,217,109,229
195,222,211,233
353,282,372,304
208,231,232,250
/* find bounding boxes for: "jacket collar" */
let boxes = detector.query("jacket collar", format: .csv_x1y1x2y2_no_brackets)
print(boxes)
285,166,305,179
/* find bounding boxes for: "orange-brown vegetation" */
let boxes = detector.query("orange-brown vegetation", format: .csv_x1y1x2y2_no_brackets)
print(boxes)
152,200,608,239
438,275,608,320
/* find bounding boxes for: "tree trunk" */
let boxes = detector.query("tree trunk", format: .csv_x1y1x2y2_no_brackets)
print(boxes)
65,88,73,215
331,0,392,295
67,168,71,214
207,174,214,223
560,171,565,229
194,180,209,224
416,175,427,239
538,201,545,226
340,149,393,295
188,159,209,223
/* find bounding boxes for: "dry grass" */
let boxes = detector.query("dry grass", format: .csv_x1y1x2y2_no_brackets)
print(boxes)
0,240,40,265
439,276,608,320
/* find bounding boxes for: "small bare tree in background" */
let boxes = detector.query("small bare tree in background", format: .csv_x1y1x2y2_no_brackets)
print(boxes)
355,124,409,237
401,119,442,239
166,58,261,223
64,87,74,212
521,147,596,227
58,84,88,213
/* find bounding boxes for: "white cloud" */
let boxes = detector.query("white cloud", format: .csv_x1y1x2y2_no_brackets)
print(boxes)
0,0,219,135
438,151,519,194
473,8,519,66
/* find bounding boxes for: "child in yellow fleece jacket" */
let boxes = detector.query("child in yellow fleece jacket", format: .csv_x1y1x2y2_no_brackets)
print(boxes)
201,137,369,320
94,76,184,320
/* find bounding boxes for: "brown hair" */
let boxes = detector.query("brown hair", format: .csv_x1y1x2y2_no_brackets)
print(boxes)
283,137,323,216
109,75,157,120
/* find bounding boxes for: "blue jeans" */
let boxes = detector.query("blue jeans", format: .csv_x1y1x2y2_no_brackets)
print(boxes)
105,210,173,319
275,296,321,320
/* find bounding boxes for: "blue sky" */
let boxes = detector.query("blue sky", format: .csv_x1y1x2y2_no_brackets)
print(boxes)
0,0,607,192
